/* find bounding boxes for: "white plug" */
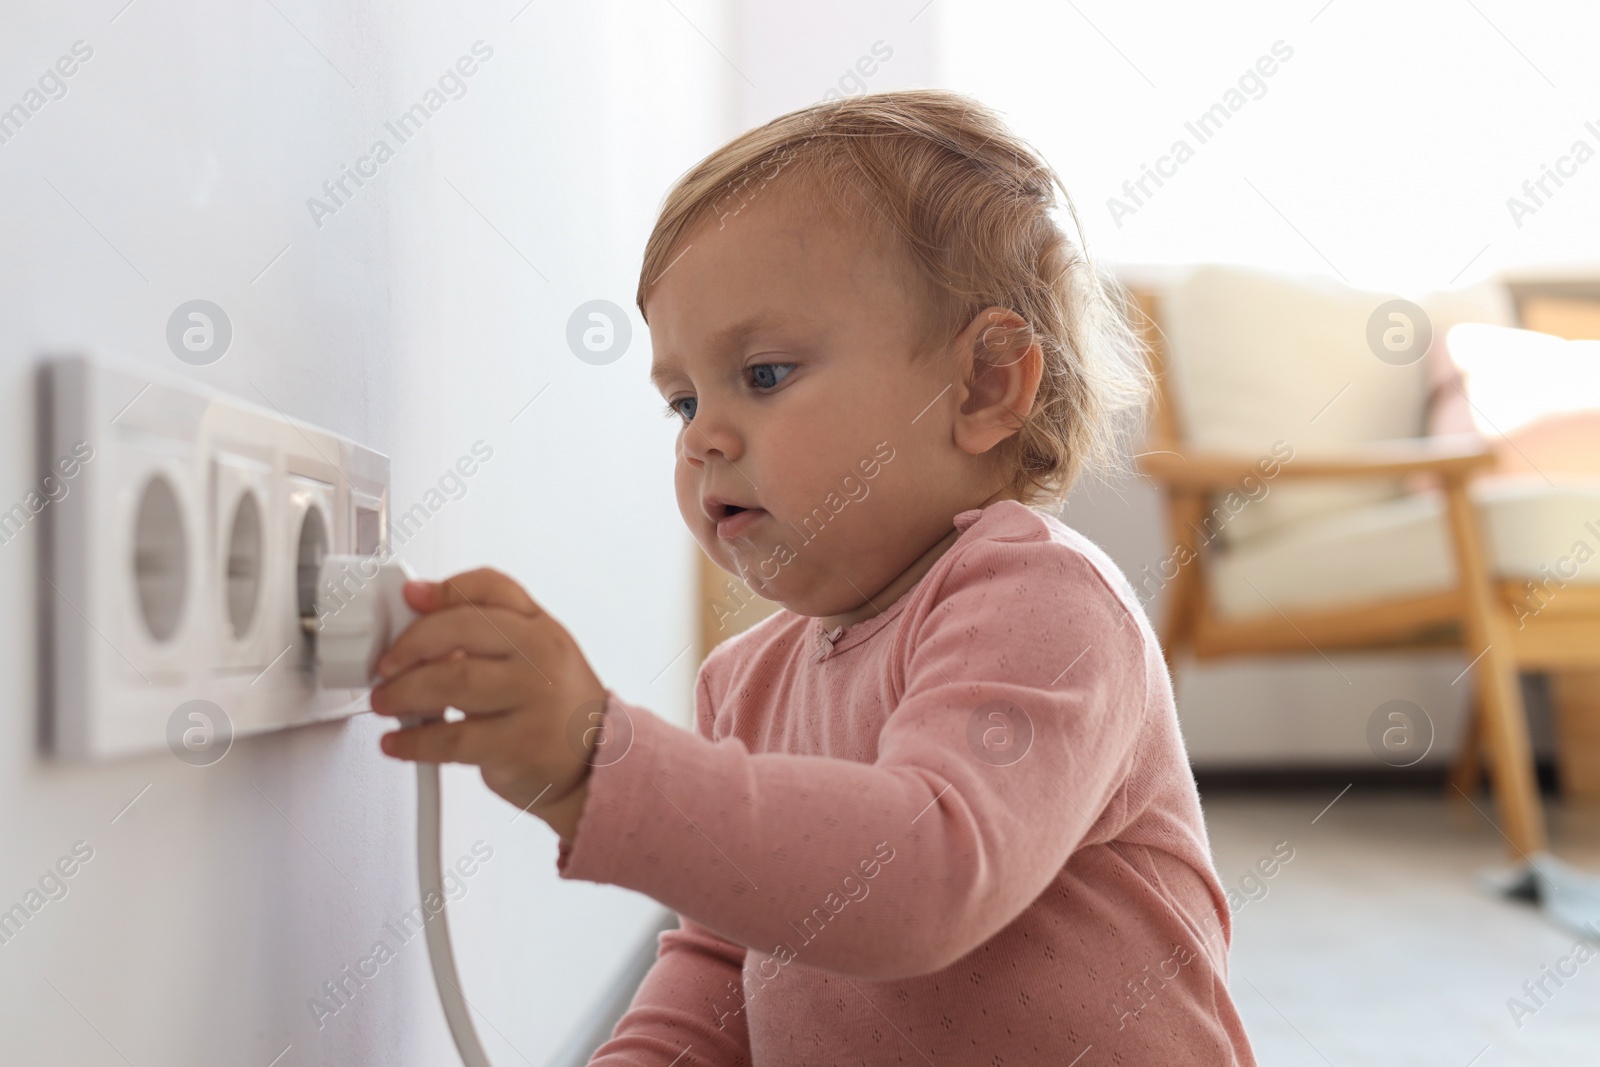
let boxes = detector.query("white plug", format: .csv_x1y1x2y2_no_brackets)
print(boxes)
311,555,419,688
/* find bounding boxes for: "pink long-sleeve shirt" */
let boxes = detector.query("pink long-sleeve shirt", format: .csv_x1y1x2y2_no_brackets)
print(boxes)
558,498,1256,1065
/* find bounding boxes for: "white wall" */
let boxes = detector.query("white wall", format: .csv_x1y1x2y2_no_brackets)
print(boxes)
937,0,1600,293
0,2,730,1063
727,0,940,130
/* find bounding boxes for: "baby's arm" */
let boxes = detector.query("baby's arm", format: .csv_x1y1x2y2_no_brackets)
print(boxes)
559,541,1150,980
585,915,751,1067
583,686,754,1065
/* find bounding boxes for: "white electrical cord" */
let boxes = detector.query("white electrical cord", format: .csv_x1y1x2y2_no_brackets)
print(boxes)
315,555,494,1067
411,753,495,1066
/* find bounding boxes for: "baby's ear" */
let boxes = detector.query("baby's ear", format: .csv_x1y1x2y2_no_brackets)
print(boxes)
951,306,1044,456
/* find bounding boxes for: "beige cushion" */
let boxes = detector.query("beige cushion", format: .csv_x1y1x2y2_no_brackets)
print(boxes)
1161,265,1432,544
1209,477,1600,619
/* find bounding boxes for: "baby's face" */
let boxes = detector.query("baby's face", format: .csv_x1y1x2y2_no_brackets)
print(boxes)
646,185,985,616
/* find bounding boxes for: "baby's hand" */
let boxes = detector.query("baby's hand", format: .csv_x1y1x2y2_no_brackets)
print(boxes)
370,568,607,841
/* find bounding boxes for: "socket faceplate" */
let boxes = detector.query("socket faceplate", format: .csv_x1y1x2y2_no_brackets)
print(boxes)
42,354,391,761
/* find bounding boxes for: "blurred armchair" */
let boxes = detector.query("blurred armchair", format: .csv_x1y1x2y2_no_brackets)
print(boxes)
1127,264,1600,859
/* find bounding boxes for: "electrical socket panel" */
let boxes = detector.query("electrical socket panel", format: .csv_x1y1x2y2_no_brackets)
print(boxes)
41,353,392,761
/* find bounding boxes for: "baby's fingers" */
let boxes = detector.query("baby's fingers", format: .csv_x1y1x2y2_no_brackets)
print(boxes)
404,567,543,617
379,712,513,765
370,656,528,717
376,605,552,680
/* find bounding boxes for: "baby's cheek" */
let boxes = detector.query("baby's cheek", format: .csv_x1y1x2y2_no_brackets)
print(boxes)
672,454,700,521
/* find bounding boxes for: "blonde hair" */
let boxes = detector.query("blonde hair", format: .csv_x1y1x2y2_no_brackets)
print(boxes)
636,89,1150,506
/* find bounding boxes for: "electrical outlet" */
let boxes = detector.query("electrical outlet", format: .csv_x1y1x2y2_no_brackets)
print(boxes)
41,353,393,761
212,449,274,672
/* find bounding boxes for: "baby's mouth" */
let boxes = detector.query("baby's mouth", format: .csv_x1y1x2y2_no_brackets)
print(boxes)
704,496,752,520
710,502,765,538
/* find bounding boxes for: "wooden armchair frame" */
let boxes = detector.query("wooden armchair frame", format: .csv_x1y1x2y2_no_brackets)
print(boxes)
1128,286,1600,860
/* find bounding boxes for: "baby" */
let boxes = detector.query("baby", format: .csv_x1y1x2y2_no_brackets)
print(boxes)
373,89,1256,1065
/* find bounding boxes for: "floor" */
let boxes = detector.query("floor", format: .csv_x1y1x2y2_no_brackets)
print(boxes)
1207,788,1600,1066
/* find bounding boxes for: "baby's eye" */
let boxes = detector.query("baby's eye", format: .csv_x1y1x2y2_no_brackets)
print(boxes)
748,363,795,390
664,396,698,422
